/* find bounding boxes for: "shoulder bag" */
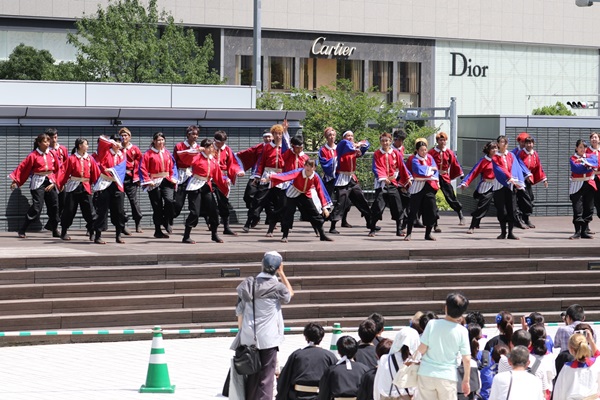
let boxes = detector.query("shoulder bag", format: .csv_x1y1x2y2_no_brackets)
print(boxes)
233,278,262,375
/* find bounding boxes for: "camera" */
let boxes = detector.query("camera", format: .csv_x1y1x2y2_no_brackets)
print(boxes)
574,330,587,335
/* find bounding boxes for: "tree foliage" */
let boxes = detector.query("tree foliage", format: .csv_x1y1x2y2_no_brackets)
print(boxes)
67,0,221,84
257,80,406,152
532,101,576,116
0,44,56,80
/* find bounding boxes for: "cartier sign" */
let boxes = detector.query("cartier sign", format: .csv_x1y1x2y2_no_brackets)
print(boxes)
311,37,356,57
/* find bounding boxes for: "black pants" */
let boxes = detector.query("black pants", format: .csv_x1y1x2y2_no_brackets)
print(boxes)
493,186,516,224
515,184,533,222
173,179,189,220
281,195,324,236
439,179,462,213
591,176,600,218
571,183,595,225
124,175,143,224
407,185,437,227
94,182,126,232
251,185,286,224
22,178,59,232
185,184,218,229
370,185,403,226
469,190,494,229
61,184,95,232
331,178,371,223
148,180,175,227
214,185,231,220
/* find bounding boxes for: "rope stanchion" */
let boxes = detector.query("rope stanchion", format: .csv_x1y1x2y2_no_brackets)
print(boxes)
0,321,595,338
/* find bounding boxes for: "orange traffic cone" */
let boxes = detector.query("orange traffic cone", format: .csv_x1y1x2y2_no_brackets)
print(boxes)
140,326,176,393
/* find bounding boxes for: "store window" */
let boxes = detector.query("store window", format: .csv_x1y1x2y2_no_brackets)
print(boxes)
369,61,393,102
235,55,254,86
337,59,363,91
398,62,421,106
269,57,294,90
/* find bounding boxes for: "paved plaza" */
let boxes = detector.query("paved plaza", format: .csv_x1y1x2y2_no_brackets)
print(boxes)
0,326,568,400
0,215,594,399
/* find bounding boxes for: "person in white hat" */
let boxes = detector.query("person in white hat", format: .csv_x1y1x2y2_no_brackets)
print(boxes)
233,251,294,400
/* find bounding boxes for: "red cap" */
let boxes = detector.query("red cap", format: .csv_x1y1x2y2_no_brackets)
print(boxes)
517,132,529,143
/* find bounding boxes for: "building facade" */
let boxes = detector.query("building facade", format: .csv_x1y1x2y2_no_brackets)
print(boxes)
2,0,600,115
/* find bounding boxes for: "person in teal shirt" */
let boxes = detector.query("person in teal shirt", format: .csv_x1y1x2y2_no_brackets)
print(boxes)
415,293,472,400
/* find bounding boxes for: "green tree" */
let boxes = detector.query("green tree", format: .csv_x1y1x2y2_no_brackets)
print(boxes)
532,101,576,116
0,44,56,80
258,80,404,152
67,0,221,84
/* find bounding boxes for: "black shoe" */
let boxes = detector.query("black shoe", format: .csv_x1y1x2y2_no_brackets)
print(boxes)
154,231,169,239
223,227,238,236
320,234,334,242
122,227,132,236
516,221,529,229
341,222,353,228
434,226,442,233
52,230,60,238
329,228,340,234
581,231,594,239
570,232,581,240
497,233,507,239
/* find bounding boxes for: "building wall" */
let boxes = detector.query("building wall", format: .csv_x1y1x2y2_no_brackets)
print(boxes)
434,40,600,134
4,0,600,48
223,29,435,106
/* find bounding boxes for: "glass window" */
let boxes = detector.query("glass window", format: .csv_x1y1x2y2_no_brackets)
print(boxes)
398,62,421,106
300,58,316,90
337,60,363,91
236,55,253,86
269,57,294,90
369,61,393,102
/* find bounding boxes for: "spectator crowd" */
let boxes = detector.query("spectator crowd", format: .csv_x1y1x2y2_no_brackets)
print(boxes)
230,259,600,400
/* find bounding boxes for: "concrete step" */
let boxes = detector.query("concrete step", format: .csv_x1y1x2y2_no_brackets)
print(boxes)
1,269,599,300
0,256,597,286
1,295,599,332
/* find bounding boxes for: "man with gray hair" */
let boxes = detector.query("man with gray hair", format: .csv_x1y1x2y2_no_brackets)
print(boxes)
489,346,543,400
233,251,294,400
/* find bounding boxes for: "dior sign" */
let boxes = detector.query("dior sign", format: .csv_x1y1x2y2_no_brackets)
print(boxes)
450,52,489,77
311,37,356,57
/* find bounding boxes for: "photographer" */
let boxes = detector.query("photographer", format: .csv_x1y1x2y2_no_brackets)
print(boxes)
233,251,294,400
